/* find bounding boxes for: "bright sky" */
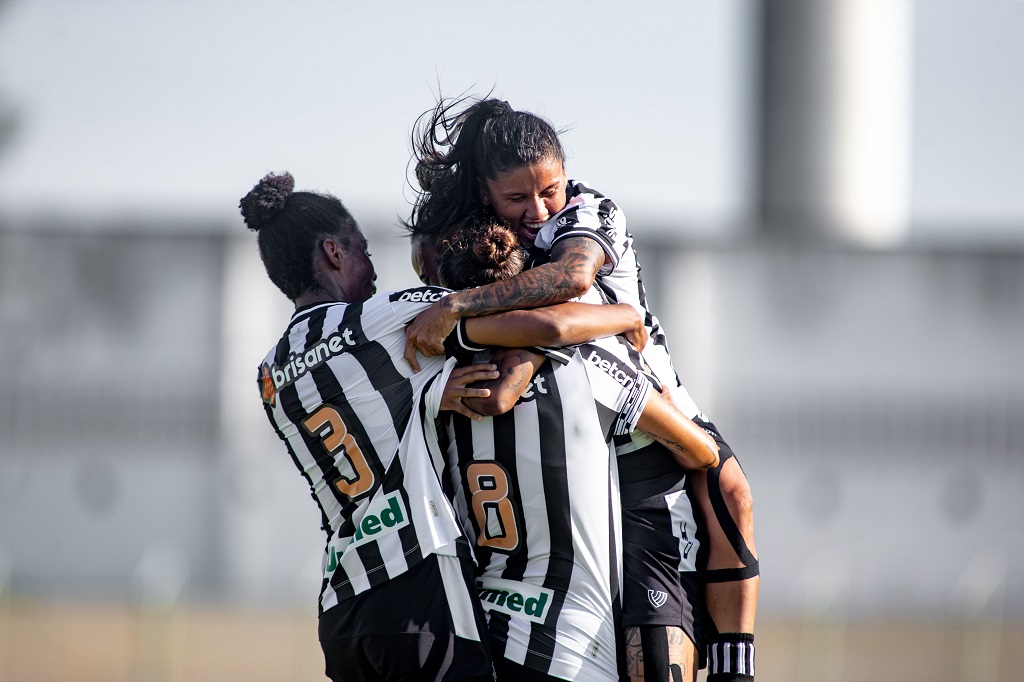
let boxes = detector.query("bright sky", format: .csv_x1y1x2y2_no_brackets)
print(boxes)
0,0,755,232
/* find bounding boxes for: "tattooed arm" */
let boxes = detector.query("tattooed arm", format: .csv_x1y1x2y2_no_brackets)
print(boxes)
405,236,606,369
636,391,720,471
624,626,697,682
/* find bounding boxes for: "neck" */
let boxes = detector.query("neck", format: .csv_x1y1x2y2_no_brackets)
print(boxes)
294,290,344,309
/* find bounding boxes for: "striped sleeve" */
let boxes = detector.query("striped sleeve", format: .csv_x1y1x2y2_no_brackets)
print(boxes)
534,180,626,276
386,286,453,324
615,372,653,436
578,338,654,437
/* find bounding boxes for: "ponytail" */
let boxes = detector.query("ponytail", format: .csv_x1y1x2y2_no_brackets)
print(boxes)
405,94,564,240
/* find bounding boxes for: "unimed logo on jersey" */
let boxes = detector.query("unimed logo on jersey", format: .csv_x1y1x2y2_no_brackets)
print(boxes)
477,577,553,624
324,492,410,574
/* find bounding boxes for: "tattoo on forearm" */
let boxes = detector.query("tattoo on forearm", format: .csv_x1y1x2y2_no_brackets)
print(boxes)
465,352,535,410
457,237,604,317
624,627,643,678
651,434,719,469
496,364,531,395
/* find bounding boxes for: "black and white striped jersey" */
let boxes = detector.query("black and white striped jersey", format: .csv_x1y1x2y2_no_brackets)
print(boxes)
533,179,703,423
439,335,653,680
257,287,469,614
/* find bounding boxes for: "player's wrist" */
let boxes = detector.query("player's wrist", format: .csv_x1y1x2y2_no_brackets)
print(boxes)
441,290,469,319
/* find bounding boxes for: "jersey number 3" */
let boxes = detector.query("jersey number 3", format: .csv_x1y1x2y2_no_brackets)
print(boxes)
303,405,375,499
466,462,519,553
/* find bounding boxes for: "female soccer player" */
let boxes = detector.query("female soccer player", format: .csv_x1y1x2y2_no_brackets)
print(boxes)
435,215,719,681
241,171,656,681
405,97,758,682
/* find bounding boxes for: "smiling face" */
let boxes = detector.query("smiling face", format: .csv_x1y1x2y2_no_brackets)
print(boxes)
480,156,567,247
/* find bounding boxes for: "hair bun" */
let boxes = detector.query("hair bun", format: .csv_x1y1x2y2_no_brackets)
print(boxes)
472,222,517,268
239,172,295,231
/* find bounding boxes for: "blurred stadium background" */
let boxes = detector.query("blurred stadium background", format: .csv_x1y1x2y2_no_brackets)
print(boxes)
1,1,1022,680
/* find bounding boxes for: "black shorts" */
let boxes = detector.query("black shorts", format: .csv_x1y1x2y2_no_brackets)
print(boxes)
319,553,494,681
618,443,710,653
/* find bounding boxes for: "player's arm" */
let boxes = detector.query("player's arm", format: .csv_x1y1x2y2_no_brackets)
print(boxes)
439,362,499,422
404,236,606,363
462,302,646,351
462,348,546,417
636,392,720,470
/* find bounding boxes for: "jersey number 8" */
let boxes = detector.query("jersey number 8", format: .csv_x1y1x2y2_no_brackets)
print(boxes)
466,461,519,553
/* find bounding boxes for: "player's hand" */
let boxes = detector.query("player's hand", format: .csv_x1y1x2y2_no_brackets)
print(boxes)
440,363,500,421
621,307,648,351
405,299,460,372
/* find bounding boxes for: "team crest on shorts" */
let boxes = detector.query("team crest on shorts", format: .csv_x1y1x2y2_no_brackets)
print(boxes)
648,589,668,609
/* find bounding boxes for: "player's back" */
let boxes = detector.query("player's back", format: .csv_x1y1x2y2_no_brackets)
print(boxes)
443,342,651,681
258,288,462,612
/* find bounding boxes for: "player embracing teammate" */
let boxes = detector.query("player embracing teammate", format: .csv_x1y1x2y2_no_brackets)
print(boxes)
242,172,661,681
430,215,719,681
243,94,759,682
404,96,759,682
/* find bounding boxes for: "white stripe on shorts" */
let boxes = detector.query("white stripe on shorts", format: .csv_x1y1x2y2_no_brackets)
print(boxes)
436,554,483,642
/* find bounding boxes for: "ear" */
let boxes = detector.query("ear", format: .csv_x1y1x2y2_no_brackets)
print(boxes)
479,179,492,207
320,237,346,272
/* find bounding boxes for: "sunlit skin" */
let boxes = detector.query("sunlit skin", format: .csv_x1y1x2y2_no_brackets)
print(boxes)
481,156,568,248
343,237,378,303
295,235,376,308
410,232,440,286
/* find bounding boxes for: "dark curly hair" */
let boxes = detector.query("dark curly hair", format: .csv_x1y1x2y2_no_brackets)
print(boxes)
404,94,565,242
239,171,360,301
436,213,526,290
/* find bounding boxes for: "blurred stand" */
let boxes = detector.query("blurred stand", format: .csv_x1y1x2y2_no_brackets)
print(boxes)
760,0,912,247
0,219,1021,681
956,549,1007,682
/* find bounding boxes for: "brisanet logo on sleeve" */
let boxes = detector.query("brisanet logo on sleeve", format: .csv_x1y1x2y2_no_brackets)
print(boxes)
477,577,553,624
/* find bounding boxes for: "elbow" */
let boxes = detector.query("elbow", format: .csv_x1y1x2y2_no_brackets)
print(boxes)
695,434,721,470
699,442,721,470
678,438,719,471
542,314,582,347
520,311,576,347
561,272,593,300
467,395,516,417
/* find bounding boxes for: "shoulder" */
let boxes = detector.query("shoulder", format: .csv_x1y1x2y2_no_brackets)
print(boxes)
566,178,609,202
382,285,452,324
554,179,625,231
536,179,626,267
316,288,451,338
386,286,451,306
